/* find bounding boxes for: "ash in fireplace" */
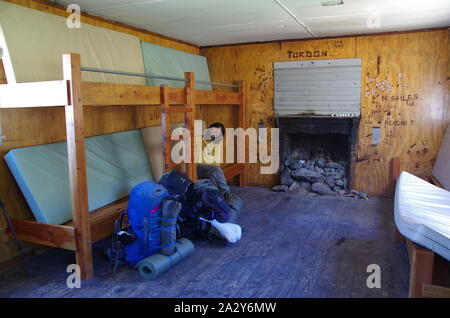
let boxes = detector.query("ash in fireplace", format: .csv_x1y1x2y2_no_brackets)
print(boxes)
273,148,349,196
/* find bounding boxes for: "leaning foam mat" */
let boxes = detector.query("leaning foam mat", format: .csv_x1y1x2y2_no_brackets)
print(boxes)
141,123,185,182
4,130,153,225
140,41,212,90
394,171,450,261
0,1,146,85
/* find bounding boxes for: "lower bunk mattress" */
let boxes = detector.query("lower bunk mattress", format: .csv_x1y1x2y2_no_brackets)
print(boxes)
394,171,450,261
4,129,153,225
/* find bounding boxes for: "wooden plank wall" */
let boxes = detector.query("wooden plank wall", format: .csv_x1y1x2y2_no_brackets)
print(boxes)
201,29,449,196
0,0,199,265
448,31,450,127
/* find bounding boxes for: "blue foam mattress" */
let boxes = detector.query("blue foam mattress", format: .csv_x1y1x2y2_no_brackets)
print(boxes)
4,129,153,225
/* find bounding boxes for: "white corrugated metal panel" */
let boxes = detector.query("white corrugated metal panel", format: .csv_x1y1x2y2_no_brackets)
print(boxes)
56,0,450,46
274,58,362,116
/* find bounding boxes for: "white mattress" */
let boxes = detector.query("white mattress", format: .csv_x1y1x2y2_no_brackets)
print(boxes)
394,171,450,260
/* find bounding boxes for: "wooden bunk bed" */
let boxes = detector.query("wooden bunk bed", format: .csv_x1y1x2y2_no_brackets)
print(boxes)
0,53,247,280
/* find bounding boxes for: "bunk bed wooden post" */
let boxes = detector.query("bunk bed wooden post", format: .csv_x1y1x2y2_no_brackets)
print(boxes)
161,85,171,174
185,72,197,182
62,53,94,280
238,80,247,187
408,240,435,297
391,157,404,243
160,73,198,180
391,157,401,195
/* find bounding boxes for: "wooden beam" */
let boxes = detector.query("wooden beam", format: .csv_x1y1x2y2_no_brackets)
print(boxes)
0,81,69,108
64,198,128,243
165,106,193,113
391,157,401,194
161,85,171,174
185,72,197,182
422,284,450,298
63,53,93,280
90,205,128,242
9,198,128,252
66,82,243,107
222,163,245,181
407,239,435,298
195,90,241,105
392,157,405,243
167,88,187,105
9,219,76,250
81,82,184,106
238,81,247,187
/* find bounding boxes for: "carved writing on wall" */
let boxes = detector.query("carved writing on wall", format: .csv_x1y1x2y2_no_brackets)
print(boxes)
287,50,328,59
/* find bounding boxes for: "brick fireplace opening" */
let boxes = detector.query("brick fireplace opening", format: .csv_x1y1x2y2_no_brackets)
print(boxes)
274,116,359,195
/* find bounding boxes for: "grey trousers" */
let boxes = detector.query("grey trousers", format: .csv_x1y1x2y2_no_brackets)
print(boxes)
197,164,230,195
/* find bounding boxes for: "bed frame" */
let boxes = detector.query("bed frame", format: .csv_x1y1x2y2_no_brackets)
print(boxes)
0,53,247,280
391,157,450,298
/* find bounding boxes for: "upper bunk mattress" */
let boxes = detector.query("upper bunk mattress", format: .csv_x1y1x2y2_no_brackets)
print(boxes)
4,129,153,225
394,171,450,261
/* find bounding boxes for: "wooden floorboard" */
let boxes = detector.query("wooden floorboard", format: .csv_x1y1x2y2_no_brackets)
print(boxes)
0,186,410,298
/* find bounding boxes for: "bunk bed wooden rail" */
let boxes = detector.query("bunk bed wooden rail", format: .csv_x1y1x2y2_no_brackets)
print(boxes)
0,53,247,280
0,81,243,107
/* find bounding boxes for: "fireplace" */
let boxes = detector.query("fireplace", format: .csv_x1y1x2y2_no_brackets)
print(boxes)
274,116,359,195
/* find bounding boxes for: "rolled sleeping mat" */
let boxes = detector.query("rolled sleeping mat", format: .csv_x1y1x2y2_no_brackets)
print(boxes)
137,238,194,280
160,198,182,256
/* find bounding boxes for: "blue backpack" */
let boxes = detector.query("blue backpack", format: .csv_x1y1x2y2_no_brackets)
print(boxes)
123,181,172,267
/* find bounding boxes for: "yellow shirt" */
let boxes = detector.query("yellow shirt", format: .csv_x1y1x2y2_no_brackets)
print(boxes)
197,137,223,166
174,136,223,166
